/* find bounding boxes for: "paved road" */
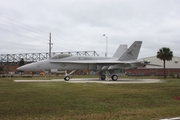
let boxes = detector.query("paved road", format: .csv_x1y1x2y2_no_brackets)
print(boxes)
14,78,161,84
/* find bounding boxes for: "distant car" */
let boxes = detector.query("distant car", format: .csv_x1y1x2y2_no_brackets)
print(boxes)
39,72,44,75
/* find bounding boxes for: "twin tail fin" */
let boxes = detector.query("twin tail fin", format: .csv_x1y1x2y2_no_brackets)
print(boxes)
118,41,142,61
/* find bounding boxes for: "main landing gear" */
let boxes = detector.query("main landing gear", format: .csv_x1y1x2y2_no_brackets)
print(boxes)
100,71,118,81
111,75,118,81
100,74,118,81
100,75,106,80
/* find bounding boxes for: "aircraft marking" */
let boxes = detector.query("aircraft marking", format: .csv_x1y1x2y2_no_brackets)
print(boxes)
61,63,66,67
127,50,133,56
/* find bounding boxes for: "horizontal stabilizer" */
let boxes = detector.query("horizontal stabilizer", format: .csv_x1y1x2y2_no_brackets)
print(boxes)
146,63,162,67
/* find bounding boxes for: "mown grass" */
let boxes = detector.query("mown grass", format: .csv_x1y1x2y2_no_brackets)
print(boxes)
0,76,180,120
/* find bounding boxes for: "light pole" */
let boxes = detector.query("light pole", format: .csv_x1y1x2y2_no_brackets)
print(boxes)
103,34,108,57
49,33,53,58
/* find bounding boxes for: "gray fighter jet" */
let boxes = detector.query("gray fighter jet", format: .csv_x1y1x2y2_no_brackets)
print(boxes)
17,41,152,81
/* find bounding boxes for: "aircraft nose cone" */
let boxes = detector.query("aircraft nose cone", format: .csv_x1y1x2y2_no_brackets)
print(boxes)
16,62,42,71
17,64,33,71
17,66,25,71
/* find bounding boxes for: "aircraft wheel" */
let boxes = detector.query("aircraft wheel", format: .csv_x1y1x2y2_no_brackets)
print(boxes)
64,76,70,81
101,75,106,80
112,75,118,81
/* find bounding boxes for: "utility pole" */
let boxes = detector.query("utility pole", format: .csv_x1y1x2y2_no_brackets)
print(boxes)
49,33,53,58
48,33,53,76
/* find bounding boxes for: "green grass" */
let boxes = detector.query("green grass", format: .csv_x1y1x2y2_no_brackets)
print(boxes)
0,76,180,120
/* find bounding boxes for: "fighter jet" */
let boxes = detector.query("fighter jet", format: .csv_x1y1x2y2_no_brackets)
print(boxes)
17,41,153,81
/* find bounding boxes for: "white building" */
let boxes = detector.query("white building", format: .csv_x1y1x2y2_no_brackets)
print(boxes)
141,56,180,68
126,56,180,76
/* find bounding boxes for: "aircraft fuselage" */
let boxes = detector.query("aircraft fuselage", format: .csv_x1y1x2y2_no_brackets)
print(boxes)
17,55,144,72
17,55,116,71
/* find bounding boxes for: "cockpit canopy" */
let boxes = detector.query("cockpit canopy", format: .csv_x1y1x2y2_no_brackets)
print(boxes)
50,54,72,59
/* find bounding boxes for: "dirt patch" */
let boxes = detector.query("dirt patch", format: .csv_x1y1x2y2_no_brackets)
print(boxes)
174,96,180,100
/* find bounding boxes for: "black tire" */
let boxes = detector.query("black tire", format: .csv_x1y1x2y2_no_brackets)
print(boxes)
101,75,106,80
112,75,118,81
64,76,70,81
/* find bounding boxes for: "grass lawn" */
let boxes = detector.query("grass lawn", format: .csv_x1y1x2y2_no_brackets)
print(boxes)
0,76,180,120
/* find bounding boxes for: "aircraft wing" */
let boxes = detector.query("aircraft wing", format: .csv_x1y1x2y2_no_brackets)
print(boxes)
49,60,136,64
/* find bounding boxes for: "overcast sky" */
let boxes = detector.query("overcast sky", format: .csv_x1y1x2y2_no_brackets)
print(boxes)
0,0,180,58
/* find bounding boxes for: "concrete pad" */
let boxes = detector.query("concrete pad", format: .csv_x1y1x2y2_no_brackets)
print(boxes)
160,117,180,120
14,79,63,82
14,78,161,84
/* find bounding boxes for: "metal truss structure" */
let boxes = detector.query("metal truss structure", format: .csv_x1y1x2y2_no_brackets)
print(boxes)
0,51,99,66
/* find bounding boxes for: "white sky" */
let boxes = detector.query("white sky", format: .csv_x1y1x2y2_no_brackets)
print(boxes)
0,0,180,58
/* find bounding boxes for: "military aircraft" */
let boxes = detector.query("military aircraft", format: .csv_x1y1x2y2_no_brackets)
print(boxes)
17,41,154,81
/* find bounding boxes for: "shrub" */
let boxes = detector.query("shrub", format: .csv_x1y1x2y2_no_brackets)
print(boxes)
169,73,175,78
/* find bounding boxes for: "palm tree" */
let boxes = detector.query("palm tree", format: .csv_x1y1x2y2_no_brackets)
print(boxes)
156,47,173,78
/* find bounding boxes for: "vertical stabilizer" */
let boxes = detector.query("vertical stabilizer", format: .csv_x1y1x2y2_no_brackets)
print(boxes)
118,41,142,61
113,45,127,58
